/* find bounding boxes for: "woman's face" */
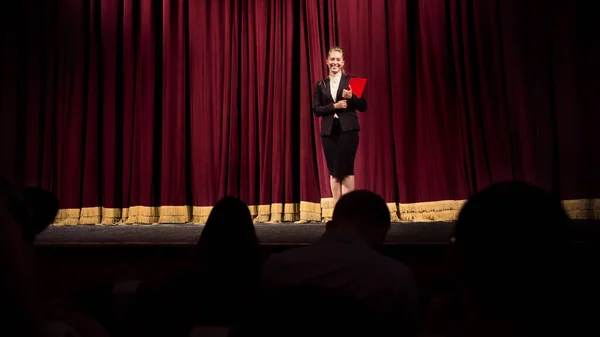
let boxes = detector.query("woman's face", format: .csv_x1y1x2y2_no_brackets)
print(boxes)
327,51,344,74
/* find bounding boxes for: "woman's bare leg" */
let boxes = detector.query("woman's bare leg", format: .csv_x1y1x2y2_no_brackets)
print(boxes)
330,175,343,204
341,175,355,195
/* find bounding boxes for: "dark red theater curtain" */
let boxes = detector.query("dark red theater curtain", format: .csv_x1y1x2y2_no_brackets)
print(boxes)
1,0,597,224
237,0,297,222
187,0,240,223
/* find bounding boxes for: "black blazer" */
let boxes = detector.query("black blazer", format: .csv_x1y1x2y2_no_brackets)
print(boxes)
312,74,368,136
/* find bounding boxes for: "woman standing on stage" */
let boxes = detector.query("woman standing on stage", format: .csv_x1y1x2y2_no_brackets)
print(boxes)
312,46,368,206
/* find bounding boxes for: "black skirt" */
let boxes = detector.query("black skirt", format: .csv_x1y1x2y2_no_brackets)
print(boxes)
321,118,359,179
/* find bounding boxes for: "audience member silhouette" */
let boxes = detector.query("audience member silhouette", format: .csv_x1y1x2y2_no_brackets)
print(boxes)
429,181,575,337
0,178,58,244
0,178,46,336
0,178,96,337
21,186,60,243
194,196,262,285
262,190,419,337
124,196,261,336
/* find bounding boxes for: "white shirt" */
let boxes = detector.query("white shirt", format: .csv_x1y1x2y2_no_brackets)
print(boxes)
329,72,342,118
262,229,419,336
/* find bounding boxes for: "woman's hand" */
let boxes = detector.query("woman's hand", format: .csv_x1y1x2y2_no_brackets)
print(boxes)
334,100,347,109
342,85,352,99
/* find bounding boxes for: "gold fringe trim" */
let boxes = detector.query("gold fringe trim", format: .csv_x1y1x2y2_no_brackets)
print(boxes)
400,210,460,222
300,201,322,222
320,197,401,222
54,209,82,226
562,199,600,220
398,199,600,222
191,206,213,224
51,198,600,225
255,203,299,223
399,200,465,222
124,206,160,225
388,203,401,222
399,200,466,214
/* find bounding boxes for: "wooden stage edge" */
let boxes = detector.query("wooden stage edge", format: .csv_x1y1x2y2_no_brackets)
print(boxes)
33,220,600,247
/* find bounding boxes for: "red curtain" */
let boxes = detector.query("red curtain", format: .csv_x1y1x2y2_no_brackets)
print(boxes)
1,0,597,224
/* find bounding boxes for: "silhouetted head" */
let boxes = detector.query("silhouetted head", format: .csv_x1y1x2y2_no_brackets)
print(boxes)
196,196,261,278
328,190,391,247
452,181,572,324
0,177,58,243
21,187,59,242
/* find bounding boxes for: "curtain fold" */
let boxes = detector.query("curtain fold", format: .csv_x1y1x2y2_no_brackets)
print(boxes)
1,0,597,224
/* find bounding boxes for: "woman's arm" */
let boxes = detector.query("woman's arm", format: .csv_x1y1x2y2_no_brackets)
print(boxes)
312,82,335,117
349,94,367,112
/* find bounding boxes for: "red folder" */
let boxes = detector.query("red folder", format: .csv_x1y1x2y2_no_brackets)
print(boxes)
348,77,367,98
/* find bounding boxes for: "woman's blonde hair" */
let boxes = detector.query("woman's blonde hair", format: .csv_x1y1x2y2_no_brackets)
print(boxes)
327,46,346,75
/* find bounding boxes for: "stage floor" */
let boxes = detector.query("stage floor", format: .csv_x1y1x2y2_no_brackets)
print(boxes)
34,219,600,246
35,222,456,246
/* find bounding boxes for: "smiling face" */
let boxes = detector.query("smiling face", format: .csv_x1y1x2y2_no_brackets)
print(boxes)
326,50,345,75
